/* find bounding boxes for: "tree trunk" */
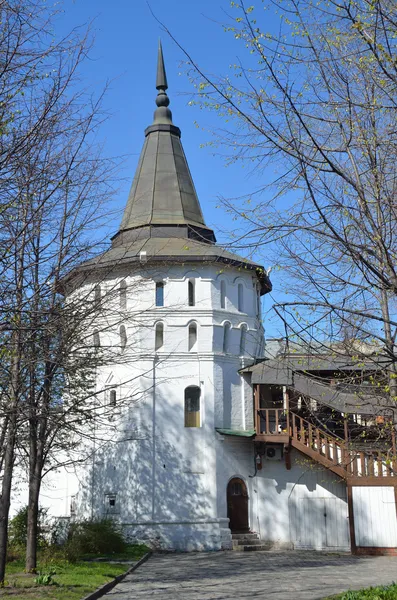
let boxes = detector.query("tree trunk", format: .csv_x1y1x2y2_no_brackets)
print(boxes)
0,343,20,584
26,469,41,573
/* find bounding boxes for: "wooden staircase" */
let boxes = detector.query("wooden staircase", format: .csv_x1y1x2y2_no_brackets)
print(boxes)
289,411,396,484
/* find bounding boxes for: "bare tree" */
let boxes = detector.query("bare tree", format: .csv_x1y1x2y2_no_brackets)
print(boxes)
164,0,397,400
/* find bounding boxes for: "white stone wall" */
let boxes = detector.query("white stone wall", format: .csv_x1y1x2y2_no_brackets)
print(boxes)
11,260,353,553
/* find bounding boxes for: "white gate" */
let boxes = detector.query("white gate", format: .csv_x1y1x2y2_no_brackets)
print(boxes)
295,497,350,550
353,486,397,548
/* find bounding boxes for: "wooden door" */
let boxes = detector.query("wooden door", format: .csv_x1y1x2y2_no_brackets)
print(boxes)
227,478,249,532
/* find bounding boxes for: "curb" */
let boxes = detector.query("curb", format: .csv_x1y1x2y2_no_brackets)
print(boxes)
80,551,152,600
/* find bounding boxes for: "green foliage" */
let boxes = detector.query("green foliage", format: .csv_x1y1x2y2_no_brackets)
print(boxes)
8,506,48,551
3,559,129,599
327,582,397,599
34,569,56,586
64,519,127,561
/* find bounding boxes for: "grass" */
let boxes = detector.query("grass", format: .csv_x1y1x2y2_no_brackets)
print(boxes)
326,583,397,599
0,544,149,600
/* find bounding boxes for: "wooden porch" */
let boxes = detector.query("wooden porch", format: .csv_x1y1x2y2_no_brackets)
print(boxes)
253,384,397,485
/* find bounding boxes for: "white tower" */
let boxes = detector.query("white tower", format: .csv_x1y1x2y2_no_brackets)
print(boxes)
68,42,271,551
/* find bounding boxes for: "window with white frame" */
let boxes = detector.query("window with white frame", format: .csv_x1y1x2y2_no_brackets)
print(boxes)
93,330,100,348
106,387,117,407
120,280,127,310
94,284,101,306
104,493,118,514
120,325,127,351
238,283,244,312
188,279,195,307
155,322,164,351
155,281,164,307
184,386,201,427
223,322,231,353
220,280,226,309
239,324,247,356
188,322,197,351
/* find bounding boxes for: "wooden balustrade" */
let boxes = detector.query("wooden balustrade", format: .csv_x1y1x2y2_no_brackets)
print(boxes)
257,408,287,435
288,411,396,481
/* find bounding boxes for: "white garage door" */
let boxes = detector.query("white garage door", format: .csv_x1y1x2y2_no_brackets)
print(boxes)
295,497,350,550
353,486,397,547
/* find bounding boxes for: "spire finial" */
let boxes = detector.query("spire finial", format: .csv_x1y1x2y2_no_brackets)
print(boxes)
153,40,173,125
156,39,168,91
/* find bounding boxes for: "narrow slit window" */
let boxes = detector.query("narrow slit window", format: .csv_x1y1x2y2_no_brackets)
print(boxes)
155,282,164,307
238,284,244,312
223,322,231,353
120,325,127,351
94,285,101,306
188,322,197,351
240,325,247,356
109,389,116,407
184,386,201,427
188,279,195,307
93,330,100,348
120,280,127,310
155,322,164,351
220,281,226,309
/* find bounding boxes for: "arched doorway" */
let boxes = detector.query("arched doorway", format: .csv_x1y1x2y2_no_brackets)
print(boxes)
227,478,249,532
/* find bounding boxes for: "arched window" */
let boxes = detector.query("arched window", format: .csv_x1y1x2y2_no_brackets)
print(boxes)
120,280,127,310
155,322,164,351
256,285,261,316
188,322,197,351
120,325,127,351
238,284,244,312
188,279,195,307
220,280,226,309
184,386,201,427
223,322,231,353
93,330,100,348
240,324,247,356
94,285,101,306
155,282,164,307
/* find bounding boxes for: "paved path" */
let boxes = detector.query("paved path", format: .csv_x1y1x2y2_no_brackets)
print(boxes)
105,551,397,599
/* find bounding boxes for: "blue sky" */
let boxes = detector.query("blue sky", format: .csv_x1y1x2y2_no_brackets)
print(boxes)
56,0,284,335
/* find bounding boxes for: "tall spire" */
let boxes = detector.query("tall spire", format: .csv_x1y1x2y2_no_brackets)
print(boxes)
153,40,173,126
114,41,216,245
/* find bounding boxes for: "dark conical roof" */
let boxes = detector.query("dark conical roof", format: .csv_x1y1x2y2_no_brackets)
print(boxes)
73,43,269,296
115,40,215,243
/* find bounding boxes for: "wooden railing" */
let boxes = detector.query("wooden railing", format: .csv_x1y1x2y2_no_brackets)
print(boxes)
289,411,396,480
258,408,287,435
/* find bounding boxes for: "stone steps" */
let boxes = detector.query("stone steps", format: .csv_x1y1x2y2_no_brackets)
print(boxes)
231,531,268,552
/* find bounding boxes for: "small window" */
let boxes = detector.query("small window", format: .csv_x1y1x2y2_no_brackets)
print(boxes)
109,389,116,407
240,324,247,356
220,281,226,309
120,280,127,310
188,322,197,351
223,322,231,353
184,386,201,427
256,286,261,316
238,284,244,312
104,493,118,514
155,322,164,351
93,330,100,348
70,495,77,515
156,282,164,307
188,279,195,307
120,325,127,351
